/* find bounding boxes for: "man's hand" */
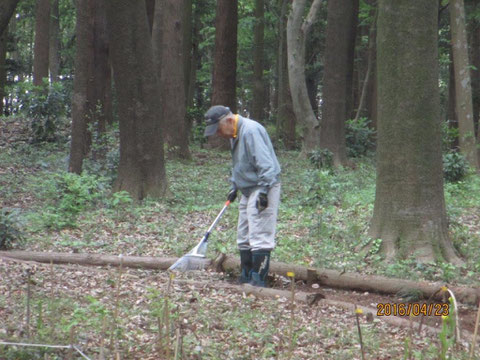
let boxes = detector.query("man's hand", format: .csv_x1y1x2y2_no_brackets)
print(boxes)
256,191,268,212
227,188,238,203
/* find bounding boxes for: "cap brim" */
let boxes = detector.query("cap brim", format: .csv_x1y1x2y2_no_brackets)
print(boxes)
204,123,219,137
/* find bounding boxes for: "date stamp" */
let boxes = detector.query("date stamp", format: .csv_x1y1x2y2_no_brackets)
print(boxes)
377,302,449,317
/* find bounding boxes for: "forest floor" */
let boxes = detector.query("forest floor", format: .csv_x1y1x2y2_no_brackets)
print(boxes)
1,117,480,359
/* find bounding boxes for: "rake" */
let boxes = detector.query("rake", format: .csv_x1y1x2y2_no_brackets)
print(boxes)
168,200,231,272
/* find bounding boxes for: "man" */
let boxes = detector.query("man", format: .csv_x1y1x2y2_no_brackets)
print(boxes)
204,105,281,287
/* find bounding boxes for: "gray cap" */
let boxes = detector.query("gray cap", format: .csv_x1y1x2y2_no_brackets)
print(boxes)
204,105,231,136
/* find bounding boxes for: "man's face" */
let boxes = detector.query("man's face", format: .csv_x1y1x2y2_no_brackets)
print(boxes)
216,117,234,139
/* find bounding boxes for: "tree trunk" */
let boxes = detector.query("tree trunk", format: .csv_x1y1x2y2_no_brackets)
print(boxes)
251,0,265,121
69,0,95,174
0,30,7,116
208,0,238,149
320,0,358,166
286,0,322,155
105,0,167,200
155,0,191,160
183,0,192,104
370,0,462,265
49,0,60,82
186,1,201,110
345,0,359,121
276,0,296,150
450,0,479,168
1,251,478,305
33,0,50,86
0,0,20,37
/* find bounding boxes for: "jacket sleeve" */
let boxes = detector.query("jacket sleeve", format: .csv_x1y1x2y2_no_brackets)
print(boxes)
245,130,278,191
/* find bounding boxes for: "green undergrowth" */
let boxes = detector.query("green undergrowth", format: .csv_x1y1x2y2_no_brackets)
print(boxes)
1,139,480,286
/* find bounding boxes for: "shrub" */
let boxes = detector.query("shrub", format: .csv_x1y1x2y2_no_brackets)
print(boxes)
8,80,68,143
0,208,24,250
308,148,333,169
443,151,468,183
40,172,104,229
345,117,376,158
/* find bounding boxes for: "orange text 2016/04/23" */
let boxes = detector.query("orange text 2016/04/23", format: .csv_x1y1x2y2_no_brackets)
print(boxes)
376,303,449,317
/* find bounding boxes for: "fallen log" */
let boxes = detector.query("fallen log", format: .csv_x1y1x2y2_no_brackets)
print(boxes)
220,255,480,306
1,250,479,306
0,250,177,269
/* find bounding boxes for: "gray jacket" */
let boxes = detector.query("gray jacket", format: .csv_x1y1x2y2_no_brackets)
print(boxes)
230,116,281,196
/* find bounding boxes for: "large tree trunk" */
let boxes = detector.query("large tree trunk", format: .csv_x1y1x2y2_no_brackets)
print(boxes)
33,0,50,86
450,0,479,169
69,0,95,174
251,0,265,121
320,0,358,166
155,0,191,160
105,0,167,200
208,0,238,149
276,0,296,150
287,0,322,155
49,0,60,82
0,0,19,37
370,0,462,265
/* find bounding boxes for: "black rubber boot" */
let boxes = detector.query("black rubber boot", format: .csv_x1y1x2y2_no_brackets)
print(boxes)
239,250,252,284
249,250,271,287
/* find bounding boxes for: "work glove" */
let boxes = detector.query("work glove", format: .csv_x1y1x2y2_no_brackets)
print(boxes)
227,187,238,203
256,191,268,212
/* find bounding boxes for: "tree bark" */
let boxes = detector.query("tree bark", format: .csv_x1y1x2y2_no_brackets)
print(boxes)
145,0,155,34
1,251,478,305
320,0,358,166
251,0,265,121
276,0,296,150
208,0,238,149
0,0,19,37
49,0,60,82
155,0,191,160
69,0,95,174
287,0,322,155
106,0,167,200
370,0,462,265
450,0,479,169
33,0,50,86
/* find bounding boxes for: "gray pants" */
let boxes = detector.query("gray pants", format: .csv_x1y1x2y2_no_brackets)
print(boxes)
237,183,281,251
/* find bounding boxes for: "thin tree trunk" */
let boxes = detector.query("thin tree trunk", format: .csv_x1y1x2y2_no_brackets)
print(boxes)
69,0,95,174
277,0,296,150
49,0,60,82
251,0,265,121
207,0,238,149
354,9,377,122
105,0,167,199
92,0,109,138
33,0,50,86
0,30,7,116
183,0,192,105
370,0,462,265
0,0,20,37
320,0,358,166
286,0,322,155
450,0,479,168
154,0,191,160
448,48,459,149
